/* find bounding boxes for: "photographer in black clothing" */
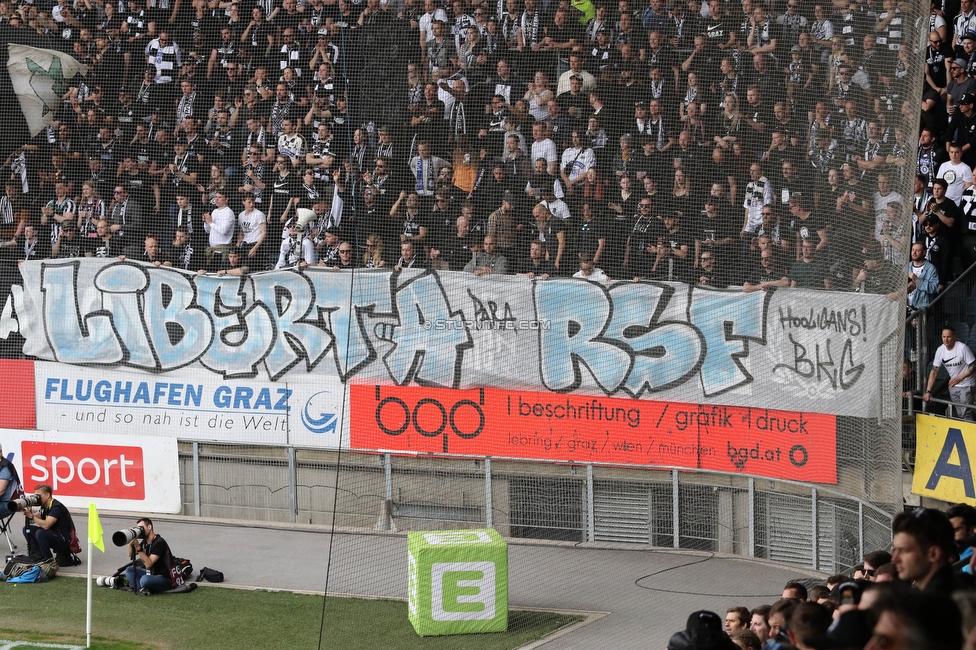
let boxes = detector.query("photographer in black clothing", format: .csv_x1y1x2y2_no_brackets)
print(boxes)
22,484,78,566
123,517,184,595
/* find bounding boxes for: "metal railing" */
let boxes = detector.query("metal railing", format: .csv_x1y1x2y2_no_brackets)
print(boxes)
179,442,894,575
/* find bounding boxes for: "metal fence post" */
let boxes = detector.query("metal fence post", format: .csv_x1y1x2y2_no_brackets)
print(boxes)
287,446,297,523
811,488,818,571
485,458,493,528
384,453,392,503
748,477,755,558
586,464,594,543
672,469,680,549
858,501,864,565
192,441,200,517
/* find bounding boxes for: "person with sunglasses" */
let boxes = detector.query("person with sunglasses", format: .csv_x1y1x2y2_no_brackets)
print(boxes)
328,241,358,270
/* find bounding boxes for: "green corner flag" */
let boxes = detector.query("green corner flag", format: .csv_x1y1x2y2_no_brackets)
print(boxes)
88,503,104,552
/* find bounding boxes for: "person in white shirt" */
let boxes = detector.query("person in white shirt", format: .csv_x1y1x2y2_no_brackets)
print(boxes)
202,190,236,270
741,162,773,239
924,326,976,421
559,130,596,195
529,122,558,176
573,255,609,283
936,142,973,205
236,193,268,263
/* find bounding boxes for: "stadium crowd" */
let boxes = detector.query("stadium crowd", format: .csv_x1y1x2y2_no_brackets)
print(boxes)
667,505,976,650
0,0,953,293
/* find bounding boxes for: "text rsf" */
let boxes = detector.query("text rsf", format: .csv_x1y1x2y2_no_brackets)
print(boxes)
21,442,145,499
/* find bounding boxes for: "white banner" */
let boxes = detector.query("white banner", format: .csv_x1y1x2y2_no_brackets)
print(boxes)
8,260,903,418
0,429,180,513
34,362,347,448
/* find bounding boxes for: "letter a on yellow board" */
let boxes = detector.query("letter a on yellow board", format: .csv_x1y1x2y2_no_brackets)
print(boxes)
913,414,976,504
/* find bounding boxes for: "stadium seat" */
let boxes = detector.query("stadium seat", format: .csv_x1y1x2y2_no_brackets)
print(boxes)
952,322,970,341
944,294,966,320
967,298,976,322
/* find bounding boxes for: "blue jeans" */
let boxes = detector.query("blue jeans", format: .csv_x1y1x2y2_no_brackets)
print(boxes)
125,566,171,593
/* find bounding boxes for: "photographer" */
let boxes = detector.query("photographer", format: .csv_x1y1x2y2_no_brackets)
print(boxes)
123,518,182,595
22,484,78,566
0,444,22,509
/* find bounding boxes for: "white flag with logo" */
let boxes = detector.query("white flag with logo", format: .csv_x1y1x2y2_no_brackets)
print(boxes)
7,44,86,137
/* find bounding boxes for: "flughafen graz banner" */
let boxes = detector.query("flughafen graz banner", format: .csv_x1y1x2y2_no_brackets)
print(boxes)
6,260,903,484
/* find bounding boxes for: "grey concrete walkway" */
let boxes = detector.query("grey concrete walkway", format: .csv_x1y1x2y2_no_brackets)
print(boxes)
51,513,824,649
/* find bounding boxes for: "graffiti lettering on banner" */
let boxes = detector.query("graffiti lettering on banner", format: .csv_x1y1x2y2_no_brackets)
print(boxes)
913,414,976,504
350,385,837,483
5,261,902,418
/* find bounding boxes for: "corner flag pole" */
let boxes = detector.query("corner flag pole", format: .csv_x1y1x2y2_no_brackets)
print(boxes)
87,503,105,648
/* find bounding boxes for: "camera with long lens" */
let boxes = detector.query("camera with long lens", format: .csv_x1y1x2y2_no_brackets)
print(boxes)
96,576,125,588
6,494,42,512
112,525,146,546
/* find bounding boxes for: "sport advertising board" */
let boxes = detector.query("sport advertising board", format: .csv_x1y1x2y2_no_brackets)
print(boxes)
0,429,180,513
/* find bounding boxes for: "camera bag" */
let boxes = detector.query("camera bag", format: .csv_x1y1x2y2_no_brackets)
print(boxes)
196,567,224,583
1,554,58,581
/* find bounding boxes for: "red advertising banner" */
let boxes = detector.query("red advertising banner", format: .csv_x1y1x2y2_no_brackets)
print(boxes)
0,359,35,430
20,441,146,500
350,385,837,484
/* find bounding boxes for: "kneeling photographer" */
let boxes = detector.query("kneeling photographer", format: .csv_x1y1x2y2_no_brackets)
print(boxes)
19,484,79,566
118,517,183,595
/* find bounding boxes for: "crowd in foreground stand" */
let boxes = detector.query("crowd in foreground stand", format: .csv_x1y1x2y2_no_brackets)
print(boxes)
0,0,960,299
667,504,976,650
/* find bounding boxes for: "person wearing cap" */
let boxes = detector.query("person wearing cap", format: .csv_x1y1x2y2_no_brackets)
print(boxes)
957,99,976,168
667,610,739,650
486,189,517,253
948,57,976,115
960,32,976,79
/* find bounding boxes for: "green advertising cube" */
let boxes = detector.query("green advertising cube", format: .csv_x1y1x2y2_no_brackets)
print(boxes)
407,529,509,636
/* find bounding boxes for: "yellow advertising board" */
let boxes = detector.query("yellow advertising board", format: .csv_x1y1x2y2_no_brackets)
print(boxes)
913,414,976,504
